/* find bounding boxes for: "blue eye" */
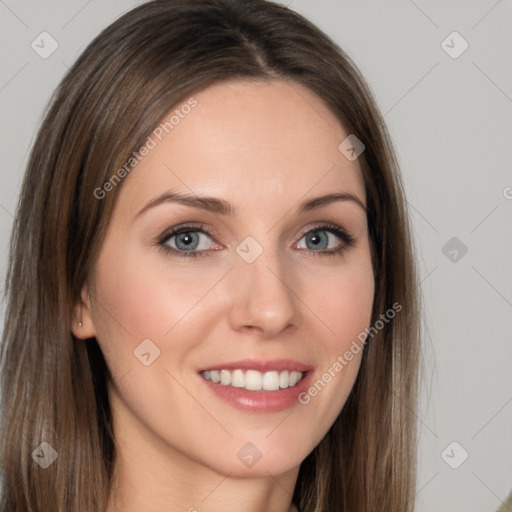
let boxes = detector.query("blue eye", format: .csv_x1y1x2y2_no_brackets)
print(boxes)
157,222,354,258
160,226,214,255
295,224,354,255
298,230,337,251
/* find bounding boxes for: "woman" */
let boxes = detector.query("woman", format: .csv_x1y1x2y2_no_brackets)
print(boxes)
0,1,420,511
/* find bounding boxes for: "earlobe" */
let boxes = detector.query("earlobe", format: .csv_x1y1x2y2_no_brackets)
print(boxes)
71,285,96,340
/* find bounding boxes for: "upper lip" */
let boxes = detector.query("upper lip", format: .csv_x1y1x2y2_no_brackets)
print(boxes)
198,358,313,373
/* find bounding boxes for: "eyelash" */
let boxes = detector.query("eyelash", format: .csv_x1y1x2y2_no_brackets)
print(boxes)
156,222,355,258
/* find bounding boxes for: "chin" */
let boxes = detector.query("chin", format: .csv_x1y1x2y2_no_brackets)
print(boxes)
191,425,321,478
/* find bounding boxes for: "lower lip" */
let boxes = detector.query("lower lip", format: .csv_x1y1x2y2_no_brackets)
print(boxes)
200,372,313,413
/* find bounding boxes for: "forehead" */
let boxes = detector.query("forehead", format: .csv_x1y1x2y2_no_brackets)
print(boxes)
118,79,365,212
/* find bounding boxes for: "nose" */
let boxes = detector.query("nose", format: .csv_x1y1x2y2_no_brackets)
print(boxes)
227,248,302,338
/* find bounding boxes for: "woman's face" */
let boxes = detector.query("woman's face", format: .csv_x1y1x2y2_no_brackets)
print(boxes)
76,79,374,477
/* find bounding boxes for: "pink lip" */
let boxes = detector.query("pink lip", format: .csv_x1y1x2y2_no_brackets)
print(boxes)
198,358,313,373
197,359,314,413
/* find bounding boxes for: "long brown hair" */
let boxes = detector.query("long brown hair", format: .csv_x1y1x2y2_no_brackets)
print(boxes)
0,1,421,510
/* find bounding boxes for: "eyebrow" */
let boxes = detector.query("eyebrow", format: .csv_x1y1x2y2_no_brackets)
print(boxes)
134,190,366,220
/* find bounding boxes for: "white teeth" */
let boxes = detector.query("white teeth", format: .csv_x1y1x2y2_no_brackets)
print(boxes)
220,370,231,386
263,371,279,391
245,369,262,390
201,369,304,391
279,370,289,389
231,369,245,388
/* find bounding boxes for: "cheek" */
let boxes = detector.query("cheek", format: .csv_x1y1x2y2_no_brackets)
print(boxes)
311,257,375,353
336,270,374,340
89,246,227,366
297,257,374,425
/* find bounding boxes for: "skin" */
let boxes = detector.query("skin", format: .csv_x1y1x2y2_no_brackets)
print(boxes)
72,79,375,512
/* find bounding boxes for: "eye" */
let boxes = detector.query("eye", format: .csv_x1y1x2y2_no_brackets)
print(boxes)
158,224,220,257
295,223,354,255
168,231,211,251
157,222,354,258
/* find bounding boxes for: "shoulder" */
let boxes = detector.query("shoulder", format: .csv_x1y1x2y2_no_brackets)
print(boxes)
496,489,512,512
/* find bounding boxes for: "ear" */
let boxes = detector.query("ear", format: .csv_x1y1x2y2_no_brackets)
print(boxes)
71,284,97,340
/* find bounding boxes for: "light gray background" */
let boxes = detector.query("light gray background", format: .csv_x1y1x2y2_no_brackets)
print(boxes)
1,1,511,511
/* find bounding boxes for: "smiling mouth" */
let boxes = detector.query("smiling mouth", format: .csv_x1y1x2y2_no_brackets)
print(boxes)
201,369,305,391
